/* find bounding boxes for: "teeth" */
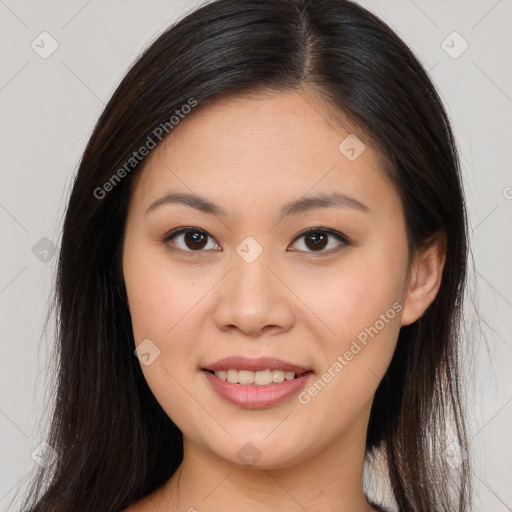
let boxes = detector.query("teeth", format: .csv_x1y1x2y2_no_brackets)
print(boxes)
216,370,227,380
212,369,301,385
284,371,295,381
239,370,255,385
272,370,285,383
226,369,238,383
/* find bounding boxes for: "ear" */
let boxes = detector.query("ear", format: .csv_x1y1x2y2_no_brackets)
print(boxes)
401,232,446,326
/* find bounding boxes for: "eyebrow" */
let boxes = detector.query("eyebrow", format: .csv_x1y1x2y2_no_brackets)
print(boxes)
145,190,369,217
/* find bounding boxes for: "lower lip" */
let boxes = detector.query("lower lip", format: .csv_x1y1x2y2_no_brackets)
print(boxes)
202,370,313,409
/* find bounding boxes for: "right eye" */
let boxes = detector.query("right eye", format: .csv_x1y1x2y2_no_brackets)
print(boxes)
163,227,221,253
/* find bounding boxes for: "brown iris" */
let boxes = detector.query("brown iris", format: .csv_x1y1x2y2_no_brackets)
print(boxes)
184,230,208,250
304,232,328,251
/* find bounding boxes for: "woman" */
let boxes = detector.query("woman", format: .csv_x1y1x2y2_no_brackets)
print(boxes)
20,0,471,511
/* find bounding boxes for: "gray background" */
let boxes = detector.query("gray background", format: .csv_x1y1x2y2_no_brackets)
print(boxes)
0,0,510,510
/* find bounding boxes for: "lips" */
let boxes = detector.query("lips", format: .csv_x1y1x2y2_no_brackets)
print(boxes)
201,356,314,409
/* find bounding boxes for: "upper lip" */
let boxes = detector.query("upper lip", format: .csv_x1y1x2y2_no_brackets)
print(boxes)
202,356,312,374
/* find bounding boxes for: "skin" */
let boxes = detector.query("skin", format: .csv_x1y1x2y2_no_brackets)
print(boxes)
122,88,445,512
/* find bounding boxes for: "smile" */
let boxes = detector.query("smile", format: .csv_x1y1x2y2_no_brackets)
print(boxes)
209,368,305,385
202,369,313,409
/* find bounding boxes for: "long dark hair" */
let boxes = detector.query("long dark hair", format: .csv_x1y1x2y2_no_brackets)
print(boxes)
19,0,471,510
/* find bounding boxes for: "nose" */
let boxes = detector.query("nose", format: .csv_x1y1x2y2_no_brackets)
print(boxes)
213,250,295,338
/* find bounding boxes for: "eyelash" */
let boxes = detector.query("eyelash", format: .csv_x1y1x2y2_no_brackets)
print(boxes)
162,227,350,255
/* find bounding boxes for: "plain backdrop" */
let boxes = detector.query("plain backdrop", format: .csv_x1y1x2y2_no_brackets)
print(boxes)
0,0,511,510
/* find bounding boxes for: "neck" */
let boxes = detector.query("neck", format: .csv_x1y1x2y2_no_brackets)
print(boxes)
158,407,375,512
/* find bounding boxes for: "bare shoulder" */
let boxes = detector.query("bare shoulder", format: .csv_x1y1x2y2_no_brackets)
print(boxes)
124,498,146,512
125,484,174,512
124,493,158,512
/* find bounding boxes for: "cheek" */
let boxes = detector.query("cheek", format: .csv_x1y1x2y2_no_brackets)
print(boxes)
123,242,217,403
301,251,406,338
291,242,408,405
123,245,215,427
294,254,405,429
124,243,207,340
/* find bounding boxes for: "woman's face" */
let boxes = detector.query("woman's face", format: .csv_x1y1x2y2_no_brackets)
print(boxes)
122,89,413,469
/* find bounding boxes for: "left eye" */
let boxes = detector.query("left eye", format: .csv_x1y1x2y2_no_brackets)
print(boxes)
289,228,349,253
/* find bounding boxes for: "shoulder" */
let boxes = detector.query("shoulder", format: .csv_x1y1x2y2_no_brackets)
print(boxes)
123,488,170,512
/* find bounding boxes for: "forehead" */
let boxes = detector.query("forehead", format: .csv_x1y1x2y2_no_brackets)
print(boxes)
129,89,400,218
